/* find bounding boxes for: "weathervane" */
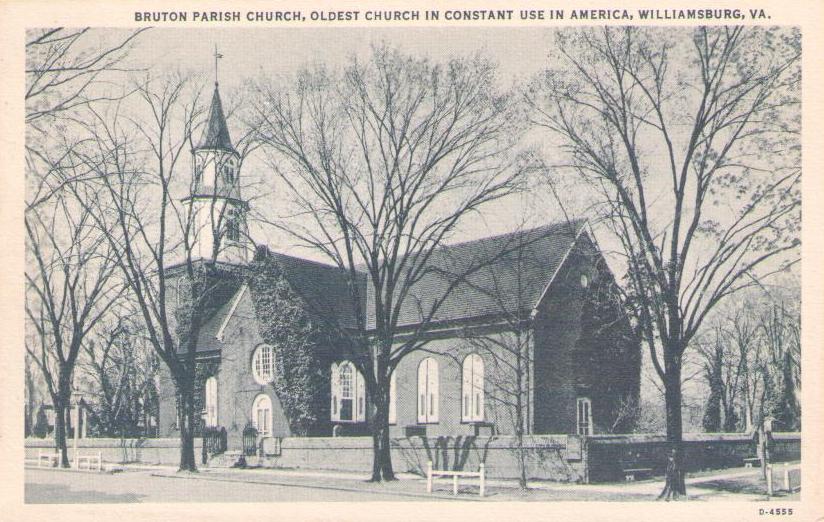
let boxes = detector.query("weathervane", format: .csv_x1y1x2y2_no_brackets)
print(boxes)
213,44,223,86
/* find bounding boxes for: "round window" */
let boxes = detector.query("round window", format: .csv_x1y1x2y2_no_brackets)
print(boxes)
252,344,275,385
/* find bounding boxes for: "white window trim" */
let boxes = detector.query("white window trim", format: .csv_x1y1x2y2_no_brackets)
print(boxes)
417,357,439,424
204,376,218,427
252,393,272,437
251,344,275,385
576,397,593,436
461,353,485,423
388,370,397,425
331,361,366,423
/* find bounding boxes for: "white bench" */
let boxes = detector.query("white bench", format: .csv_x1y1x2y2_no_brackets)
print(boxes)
743,457,761,468
76,452,103,471
623,467,653,481
37,451,59,468
426,460,485,497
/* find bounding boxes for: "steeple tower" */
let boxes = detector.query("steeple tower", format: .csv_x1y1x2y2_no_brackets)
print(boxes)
183,57,249,265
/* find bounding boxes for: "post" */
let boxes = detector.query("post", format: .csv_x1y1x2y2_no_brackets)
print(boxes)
479,463,485,497
427,461,433,493
98,451,102,472
783,462,790,492
453,474,458,496
766,464,773,496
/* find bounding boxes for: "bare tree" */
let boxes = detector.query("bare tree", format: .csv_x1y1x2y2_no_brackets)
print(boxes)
250,45,527,481
79,310,159,438
72,73,257,471
25,188,122,467
529,27,800,498
25,28,148,211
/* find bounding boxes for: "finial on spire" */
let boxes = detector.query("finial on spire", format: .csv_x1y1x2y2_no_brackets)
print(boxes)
213,44,224,86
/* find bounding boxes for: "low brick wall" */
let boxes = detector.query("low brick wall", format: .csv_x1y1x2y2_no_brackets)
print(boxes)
25,437,202,465
26,432,800,483
585,432,801,483
262,435,583,481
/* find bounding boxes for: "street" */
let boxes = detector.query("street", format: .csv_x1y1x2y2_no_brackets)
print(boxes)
25,468,446,503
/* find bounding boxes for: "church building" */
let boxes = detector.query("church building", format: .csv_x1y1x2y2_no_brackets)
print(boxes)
157,82,642,450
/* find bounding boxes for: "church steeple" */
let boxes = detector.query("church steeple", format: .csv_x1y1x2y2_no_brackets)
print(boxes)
197,85,234,152
183,54,249,266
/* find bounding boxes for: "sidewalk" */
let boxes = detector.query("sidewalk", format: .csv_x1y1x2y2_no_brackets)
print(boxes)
26,459,791,501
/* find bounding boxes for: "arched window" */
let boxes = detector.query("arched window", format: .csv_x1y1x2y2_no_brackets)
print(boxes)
417,358,439,423
252,344,275,385
388,369,397,425
204,376,218,427
330,361,366,423
576,397,593,435
462,354,485,422
252,394,272,436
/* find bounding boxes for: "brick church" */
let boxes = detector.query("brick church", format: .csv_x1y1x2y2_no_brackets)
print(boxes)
157,83,641,449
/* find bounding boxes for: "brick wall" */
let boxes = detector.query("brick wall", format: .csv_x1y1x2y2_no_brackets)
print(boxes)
585,433,801,482
26,432,799,483
25,437,203,465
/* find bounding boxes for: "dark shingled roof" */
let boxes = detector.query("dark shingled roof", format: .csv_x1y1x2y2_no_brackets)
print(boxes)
197,84,234,152
268,252,366,330
188,219,586,354
365,219,586,329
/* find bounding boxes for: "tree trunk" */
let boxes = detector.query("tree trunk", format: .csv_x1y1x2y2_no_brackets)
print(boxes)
516,432,527,490
659,358,686,499
379,424,395,480
54,375,73,468
52,397,69,468
368,381,395,482
175,374,197,472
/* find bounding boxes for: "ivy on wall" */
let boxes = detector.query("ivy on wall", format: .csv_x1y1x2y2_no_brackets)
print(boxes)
249,249,336,436
574,259,642,433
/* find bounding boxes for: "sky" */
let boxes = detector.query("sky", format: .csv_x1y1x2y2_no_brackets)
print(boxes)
115,26,571,259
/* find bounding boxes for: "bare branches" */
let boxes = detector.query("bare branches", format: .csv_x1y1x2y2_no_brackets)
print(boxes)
26,28,148,124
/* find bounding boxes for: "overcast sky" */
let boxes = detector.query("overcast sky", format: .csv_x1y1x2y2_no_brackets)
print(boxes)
115,27,571,259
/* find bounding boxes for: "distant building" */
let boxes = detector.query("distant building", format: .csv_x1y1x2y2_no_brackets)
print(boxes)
158,83,641,449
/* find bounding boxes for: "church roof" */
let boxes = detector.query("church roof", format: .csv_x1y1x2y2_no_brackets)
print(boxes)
197,84,234,152
268,252,366,331
364,219,587,329
187,219,588,354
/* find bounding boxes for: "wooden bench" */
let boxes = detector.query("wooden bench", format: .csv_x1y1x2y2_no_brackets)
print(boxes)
743,457,761,468
76,452,103,471
37,451,59,468
426,461,486,497
623,467,653,481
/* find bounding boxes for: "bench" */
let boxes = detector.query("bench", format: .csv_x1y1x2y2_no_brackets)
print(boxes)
743,457,761,468
37,451,59,468
76,452,103,471
623,467,653,481
426,460,486,497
